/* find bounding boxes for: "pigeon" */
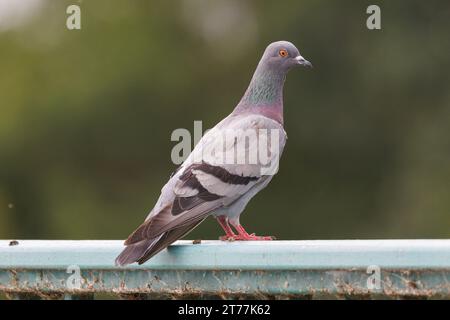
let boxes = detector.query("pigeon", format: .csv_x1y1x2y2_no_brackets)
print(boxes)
115,41,312,266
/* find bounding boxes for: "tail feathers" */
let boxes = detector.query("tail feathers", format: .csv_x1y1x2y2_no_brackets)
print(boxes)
115,217,206,266
115,237,160,266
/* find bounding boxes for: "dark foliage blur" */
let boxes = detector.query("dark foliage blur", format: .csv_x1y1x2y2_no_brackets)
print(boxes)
0,0,449,240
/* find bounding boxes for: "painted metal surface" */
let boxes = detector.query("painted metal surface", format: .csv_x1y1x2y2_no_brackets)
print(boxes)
1,240,450,299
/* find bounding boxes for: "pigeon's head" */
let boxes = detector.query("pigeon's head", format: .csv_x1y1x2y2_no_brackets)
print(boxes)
260,41,312,72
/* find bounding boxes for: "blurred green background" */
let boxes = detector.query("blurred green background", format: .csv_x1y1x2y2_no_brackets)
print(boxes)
0,0,449,241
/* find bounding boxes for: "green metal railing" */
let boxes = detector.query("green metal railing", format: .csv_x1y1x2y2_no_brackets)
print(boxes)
1,240,450,299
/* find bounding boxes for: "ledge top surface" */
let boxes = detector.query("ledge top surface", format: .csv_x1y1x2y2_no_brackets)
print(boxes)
1,239,450,270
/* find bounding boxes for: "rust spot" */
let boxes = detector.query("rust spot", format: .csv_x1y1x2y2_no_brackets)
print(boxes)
9,240,19,246
407,281,418,289
192,239,202,244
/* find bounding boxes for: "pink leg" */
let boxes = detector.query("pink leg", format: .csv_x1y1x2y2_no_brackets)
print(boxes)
216,216,236,241
230,222,275,241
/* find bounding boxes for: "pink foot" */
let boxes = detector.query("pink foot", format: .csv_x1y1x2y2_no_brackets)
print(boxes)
231,224,276,241
216,216,237,241
216,217,276,241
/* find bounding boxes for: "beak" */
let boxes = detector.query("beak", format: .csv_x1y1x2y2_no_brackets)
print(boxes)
295,55,313,68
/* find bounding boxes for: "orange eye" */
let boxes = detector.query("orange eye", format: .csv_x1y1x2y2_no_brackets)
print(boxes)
278,49,288,57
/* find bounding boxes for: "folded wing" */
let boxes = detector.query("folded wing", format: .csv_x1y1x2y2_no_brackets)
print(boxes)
115,114,286,265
